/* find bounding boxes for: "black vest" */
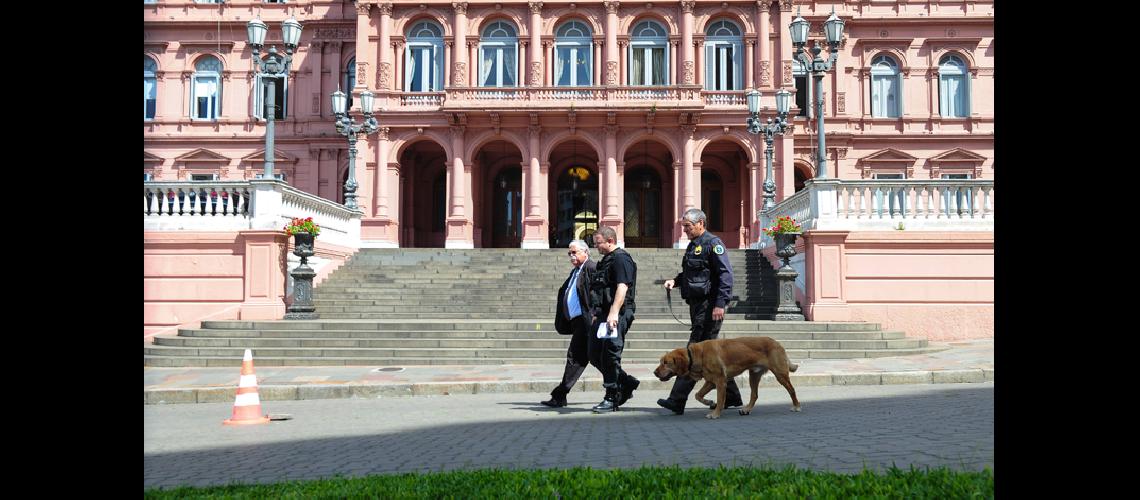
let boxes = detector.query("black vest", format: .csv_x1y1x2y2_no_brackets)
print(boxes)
591,247,636,313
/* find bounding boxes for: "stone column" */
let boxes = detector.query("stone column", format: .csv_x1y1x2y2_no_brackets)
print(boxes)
546,41,555,87
748,161,761,242
378,3,392,92
673,160,683,246
522,120,548,248
681,1,695,84
374,127,391,218
392,41,402,91
594,40,602,85
469,41,479,87
604,1,619,85
529,2,544,86
619,40,628,85
446,125,472,247
759,1,771,88
779,0,793,89
693,39,702,87
354,2,372,94
681,124,696,212
604,122,620,223
745,40,756,89
310,42,324,118
453,3,469,87
670,40,679,84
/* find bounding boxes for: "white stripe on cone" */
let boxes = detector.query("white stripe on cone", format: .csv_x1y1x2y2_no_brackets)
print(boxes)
239,374,258,387
234,392,262,406
243,349,253,362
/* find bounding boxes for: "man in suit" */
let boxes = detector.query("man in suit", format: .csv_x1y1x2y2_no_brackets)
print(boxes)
542,239,597,407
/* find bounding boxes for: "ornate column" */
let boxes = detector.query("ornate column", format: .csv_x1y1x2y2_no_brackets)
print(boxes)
444,41,453,88
673,160,683,246
604,1,620,86
529,2,544,86
681,1,695,84
522,117,548,248
378,3,392,92
468,41,479,87
354,2,372,92
392,41,402,91
310,42,325,118
670,40,679,84
681,124,696,212
745,39,756,89
374,127,391,218
446,124,472,247
594,40,602,85
545,40,555,86
619,40,628,85
748,161,762,241
779,0,793,89
603,120,620,225
693,39,702,87
759,0,771,88
453,2,468,87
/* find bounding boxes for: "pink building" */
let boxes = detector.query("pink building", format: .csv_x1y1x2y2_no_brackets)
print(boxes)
144,0,993,340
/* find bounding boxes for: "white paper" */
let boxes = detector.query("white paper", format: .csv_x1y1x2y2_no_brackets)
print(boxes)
596,322,617,339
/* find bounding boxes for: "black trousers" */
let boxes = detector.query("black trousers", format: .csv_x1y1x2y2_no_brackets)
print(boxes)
667,299,742,404
551,315,589,397
587,308,636,398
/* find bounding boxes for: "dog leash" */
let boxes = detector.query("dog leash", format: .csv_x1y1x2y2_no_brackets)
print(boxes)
665,287,692,326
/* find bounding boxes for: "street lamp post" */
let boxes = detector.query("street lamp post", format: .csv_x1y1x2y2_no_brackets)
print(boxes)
330,89,379,210
746,89,792,212
790,8,844,179
247,16,303,179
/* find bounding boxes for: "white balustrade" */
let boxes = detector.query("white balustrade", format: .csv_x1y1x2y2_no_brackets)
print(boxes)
702,91,746,106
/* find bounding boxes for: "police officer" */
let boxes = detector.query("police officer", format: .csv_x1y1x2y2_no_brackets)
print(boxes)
656,208,743,415
587,226,640,413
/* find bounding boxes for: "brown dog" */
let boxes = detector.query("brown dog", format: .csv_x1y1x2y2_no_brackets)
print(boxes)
653,337,801,419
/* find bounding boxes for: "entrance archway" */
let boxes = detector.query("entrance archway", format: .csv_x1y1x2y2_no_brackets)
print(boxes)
623,168,663,247
491,167,523,247
399,140,448,248
549,139,601,248
698,139,750,248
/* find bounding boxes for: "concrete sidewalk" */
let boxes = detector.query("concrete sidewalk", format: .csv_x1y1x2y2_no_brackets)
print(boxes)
144,339,993,405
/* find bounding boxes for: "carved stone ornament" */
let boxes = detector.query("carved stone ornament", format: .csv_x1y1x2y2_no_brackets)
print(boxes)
683,61,694,84
779,0,793,10
379,62,392,89
453,2,467,15
837,92,845,113
358,63,367,86
681,1,695,13
356,2,371,15
782,61,792,85
529,1,543,14
531,61,543,86
759,60,771,86
315,28,356,40
607,61,618,85
604,1,620,14
378,3,393,16
454,62,467,86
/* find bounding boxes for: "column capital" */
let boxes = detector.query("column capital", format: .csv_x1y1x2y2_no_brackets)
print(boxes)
680,1,696,13
377,3,393,16
528,1,543,14
356,2,372,16
452,2,468,15
779,0,794,11
378,127,391,140
746,39,757,47
604,1,620,14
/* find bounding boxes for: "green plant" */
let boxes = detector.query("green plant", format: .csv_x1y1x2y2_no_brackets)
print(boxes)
895,222,906,230
762,215,803,237
284,216,321,236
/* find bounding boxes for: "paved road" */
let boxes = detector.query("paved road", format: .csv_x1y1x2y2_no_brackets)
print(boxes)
144,383,994,490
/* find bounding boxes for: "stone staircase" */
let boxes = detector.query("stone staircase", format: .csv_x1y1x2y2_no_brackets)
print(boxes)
144,248,942,367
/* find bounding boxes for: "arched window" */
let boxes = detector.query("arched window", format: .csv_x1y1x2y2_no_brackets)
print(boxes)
939,55,969,118
870,55,900,118
144,56,158,120
406,20,444,92
630,20,668,86
192,56,222,120
704,20,742,90
344,57,356,109
480,20,519,87
555,20,592,87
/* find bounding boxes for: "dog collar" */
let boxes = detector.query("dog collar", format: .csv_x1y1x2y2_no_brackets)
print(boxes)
687,345,698,374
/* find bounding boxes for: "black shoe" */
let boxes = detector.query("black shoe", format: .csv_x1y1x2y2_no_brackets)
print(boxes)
617,376,641,406
592,398,618,413
656,398,685,415
540,396,567,408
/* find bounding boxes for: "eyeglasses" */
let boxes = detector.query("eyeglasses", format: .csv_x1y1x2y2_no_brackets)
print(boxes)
567,251,579,256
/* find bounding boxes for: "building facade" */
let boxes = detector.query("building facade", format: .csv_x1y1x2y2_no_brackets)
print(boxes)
144,0,993,249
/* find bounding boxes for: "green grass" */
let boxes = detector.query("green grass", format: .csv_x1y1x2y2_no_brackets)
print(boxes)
145,464,993,499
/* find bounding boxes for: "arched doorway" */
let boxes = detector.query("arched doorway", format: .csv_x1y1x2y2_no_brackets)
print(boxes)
701,170,724,232
698,139,750,247
399,140,448,248
624,168,662,248
554,166,599,247
491,167,523,247
794,162,813,192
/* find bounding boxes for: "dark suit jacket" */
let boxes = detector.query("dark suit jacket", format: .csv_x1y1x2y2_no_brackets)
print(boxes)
554,259,596,335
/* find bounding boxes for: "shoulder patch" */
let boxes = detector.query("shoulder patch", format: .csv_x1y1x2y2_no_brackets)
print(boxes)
713,244,725,255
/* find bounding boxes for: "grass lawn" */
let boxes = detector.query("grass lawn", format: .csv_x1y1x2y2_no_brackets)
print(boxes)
145,464,993,499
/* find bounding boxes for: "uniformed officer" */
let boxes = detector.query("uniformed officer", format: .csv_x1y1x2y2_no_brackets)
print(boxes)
587,226,640,413
657,208,743,415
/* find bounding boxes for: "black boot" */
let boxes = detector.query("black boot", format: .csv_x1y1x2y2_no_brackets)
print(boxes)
541,387,569,408
618,376,640,406
656,398,686,415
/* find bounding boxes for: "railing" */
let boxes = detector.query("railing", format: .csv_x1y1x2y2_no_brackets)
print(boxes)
609,87,679,100
144,180,361,248
702,90,746,106
398,92,445,107
437,85,702,106
764,179,994,234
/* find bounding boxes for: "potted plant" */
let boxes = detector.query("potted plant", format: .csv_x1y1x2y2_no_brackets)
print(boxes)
762,216,803,269
284,217,320,257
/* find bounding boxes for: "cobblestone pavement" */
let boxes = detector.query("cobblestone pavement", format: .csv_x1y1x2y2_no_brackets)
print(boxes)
144,383,994,490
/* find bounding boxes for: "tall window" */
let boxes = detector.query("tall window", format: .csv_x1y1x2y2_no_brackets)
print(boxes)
254,70,287,120
144,56,158,120
793,59,808,117
872,172,906,216
870,55,900,118
191,56,222,120
939,55,969,118
344,57,356,109
704,20,742,90
480,20,518,87
555,20,592,87
630,20,668,86
406,20,444,92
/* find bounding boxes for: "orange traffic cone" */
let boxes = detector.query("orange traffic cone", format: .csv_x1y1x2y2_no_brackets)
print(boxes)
223,349,271,426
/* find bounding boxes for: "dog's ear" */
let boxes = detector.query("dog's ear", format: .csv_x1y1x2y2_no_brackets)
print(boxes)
673,349,689,376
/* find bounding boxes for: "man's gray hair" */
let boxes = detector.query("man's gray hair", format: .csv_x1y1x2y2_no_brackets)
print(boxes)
682,208,707,225
568,239,589,252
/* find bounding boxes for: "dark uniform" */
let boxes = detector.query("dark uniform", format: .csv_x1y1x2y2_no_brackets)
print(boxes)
664,231,743,409
587,247,639,407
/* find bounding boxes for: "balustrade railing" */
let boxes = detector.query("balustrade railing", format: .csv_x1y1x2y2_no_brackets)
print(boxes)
702,90,746,106
398,92,445,107
144,182,251,218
